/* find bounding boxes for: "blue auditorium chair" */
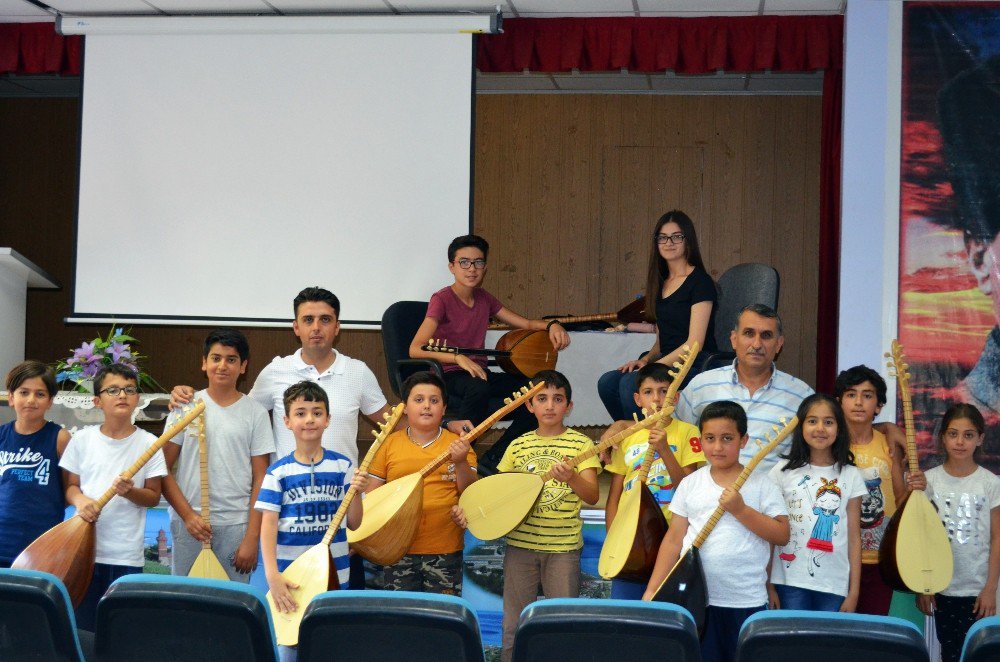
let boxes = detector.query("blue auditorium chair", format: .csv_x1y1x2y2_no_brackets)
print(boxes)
94,574,277,661
962,615,1000,661
0,568,89,662
297,590,484,662
512,598,700,662
736,610,928,662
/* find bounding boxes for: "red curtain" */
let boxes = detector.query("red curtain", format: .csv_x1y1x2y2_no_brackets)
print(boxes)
1,16,843,389
0,23,80,75
479,16,844,390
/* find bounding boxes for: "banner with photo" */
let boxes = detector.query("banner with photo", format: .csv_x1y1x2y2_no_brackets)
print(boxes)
901,3,1000,470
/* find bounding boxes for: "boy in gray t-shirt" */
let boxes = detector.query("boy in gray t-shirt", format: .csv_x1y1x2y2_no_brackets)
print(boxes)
161,329,275,581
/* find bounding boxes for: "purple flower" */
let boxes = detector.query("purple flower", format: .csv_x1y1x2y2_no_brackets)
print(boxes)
81,361,102,378
69,341,99,366
109,341,132,363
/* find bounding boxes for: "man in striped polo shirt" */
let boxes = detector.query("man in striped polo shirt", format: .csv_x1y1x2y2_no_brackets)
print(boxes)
675,304,813,472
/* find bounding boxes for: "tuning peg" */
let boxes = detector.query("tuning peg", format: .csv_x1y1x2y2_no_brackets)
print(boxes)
527,381,535,388
520,386,529,395
632,413,640,423
442,340,448,349
504,397,512,405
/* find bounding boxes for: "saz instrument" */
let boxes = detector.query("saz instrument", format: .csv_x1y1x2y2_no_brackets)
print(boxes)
348,382,544,566
878,340,954,594
488,297,648,330
424,329,556,379
460,401,680,542
598,343,700,583
268,403,404,647
12,400,207,607
650,416,798,632
187,412,229,580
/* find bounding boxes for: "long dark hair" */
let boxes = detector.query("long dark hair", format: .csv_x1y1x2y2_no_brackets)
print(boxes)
644,210,706,322
937,402,986,462
782,393,854,471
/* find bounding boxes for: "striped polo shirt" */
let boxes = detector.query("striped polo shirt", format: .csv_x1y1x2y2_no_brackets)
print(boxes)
497,428,602,553
675,360,813,472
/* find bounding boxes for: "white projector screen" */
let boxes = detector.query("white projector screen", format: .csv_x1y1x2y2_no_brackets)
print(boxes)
66,16,485,327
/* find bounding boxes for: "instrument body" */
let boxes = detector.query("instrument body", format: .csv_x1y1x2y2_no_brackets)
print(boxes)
650,416,798,632
877,340,954,594
268,403,404,647
424,329,556,378
12,400,207,606
188,413,229,580
598,344,701,582
349,383,545,564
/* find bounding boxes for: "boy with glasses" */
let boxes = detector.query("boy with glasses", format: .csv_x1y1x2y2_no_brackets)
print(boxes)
59,364,168,630
409,234,571,472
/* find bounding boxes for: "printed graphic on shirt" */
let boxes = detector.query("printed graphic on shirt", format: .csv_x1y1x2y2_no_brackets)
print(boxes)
0,446,51,485
621,436,701,508
936,489,989,547
859,465,889,552
521,449,574,512
807,478,842,558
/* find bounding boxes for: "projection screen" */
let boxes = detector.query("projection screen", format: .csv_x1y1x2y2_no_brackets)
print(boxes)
60,15,493,326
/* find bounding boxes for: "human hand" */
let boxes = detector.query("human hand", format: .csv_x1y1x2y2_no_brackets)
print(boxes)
232,536,259,574
719,487,746,515
76,498,101,523
906,469,927,492
917,593,935,616
450,505,468,529
767,583,780,610
455,355,487,380
647,428,669,457
350,472,370,492
169,385,195,410
447,420,476,436
112,475,134,496
449,438,471,464
548,323,570,350
549,460,574,483
839,592,858,613
267,572,299,613
183,512,213,542
618,359,647,373
975,586,997,618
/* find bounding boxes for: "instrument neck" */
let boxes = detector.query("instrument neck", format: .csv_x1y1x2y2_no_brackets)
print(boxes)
198,415,211,522
636,438,659,483
900,394,920,475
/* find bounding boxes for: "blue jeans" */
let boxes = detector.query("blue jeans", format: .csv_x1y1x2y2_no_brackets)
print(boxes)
75,562,142,631
597,369,642,421
610,578,647,600
773,584,844,611
701,604,765,662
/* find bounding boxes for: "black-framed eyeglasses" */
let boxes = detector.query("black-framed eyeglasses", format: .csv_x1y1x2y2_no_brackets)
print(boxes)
99,386,139,396
655,232,686,245
454,258,487,270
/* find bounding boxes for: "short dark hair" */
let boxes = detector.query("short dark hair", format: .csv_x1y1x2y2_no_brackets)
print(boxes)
447,235,490,262
94,363,139,394
293,287,340,318
938,402,986,460
634,362,673,392
834,365,887,407
530,369,572,402
282,380,329,414
402,371,448,405
5,360,57,396
698,400,748,437
203,328,250,362
735,303,783,336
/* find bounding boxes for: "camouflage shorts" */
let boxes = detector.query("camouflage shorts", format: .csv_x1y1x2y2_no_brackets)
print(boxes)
383,552,463,595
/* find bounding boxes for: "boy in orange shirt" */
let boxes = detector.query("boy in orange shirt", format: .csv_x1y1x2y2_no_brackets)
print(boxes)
366,372,477,594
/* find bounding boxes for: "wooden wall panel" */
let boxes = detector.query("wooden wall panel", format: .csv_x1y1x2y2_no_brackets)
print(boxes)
1,92,821,447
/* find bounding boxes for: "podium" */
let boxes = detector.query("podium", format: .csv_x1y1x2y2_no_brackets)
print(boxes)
0,248,59,373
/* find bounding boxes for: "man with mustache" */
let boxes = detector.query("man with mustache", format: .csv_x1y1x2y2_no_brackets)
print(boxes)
674,304,813,472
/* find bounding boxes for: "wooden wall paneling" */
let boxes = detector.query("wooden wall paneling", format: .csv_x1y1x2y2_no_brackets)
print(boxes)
528,94,562,317
801,98,822,385
709,97,748,271
560,93,596,317
740,96,778,266
592,96,623,312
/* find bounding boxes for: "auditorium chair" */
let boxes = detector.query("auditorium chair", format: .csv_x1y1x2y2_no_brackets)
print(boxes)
512,598,700,662
297,590,484,662
697,262,780,372
735,610,928,662
94,574,277,662
381,300,444,398
0,568,90,662
962,615,1000,661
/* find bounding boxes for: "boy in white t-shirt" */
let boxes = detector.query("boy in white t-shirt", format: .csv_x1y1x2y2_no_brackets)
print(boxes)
161,328,275,582
643,400,789,662
60,364,168,631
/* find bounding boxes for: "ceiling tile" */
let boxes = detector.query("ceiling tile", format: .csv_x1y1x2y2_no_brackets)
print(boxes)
637,0,758,16
510,0,634,17
762,0,843,13
43,0,160,15
0,0,53,21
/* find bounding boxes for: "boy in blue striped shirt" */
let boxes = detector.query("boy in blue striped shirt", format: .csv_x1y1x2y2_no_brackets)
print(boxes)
255,381,366,616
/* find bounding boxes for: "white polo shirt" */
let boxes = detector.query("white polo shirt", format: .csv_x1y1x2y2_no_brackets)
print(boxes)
247,349,387,465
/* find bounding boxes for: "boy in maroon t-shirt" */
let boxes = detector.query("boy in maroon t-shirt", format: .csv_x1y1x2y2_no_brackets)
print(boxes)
409,234,571,472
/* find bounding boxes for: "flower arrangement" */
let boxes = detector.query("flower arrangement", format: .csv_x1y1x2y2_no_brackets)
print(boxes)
54,327,165,393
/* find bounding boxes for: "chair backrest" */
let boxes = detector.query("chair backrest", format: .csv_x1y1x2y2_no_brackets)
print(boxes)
512,598,699,662
736,610,928,662
963,615,1000,661
0,568,85,662
94,574,277,662
298,590,484,662
382,301,430,397
713,263,780,352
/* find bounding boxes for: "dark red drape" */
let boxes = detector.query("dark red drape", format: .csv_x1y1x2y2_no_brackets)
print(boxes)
479,16,844,390
0,22,81,75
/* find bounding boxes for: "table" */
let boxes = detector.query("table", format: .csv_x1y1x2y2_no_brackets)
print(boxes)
485,329,654,427
0,391,170,433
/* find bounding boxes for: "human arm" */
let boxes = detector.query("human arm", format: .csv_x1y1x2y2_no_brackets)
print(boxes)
549,464,599,505
605,474,625,530
450,437,478,493
494,307,570,351
56,428,71,457
619,337,660,373
408,315,487,381
598,421,631,464
719,487,790,546
346,472,368,530
642,515,689,600
64,470,100,522
159,442,212,542
648,426,696,490
975,506,1000,618
654,300,714,367
112,475,162,507
169,385,196,410
766,547,781,609
232,454,270,574
841,496,862,612
261,510,298,612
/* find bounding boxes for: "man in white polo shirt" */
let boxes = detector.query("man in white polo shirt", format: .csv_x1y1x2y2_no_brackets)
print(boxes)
675,304,813,472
